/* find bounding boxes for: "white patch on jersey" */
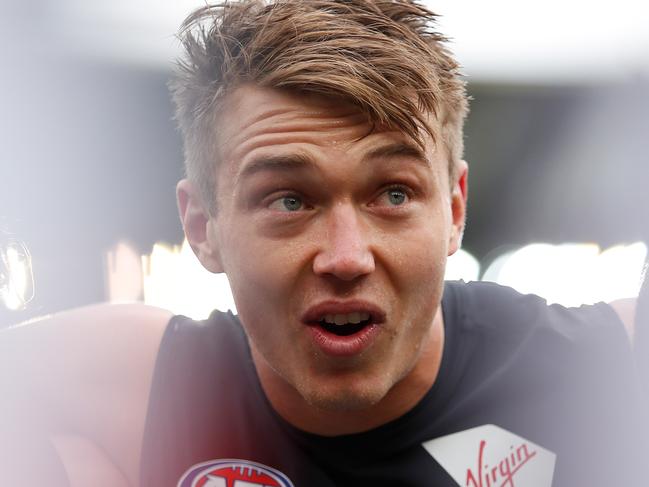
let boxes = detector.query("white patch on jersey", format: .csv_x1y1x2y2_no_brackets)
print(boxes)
422,424,555,487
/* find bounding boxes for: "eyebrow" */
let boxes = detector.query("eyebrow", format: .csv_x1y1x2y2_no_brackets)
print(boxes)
236,153,316,184
364,142,430,167
236,141,429,184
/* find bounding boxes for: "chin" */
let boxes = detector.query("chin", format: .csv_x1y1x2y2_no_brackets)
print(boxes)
301,376,392,413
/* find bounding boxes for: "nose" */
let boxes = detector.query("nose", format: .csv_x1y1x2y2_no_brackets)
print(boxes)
312,203,375,281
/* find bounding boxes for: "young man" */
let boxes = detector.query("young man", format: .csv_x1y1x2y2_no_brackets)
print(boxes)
1,1,645,486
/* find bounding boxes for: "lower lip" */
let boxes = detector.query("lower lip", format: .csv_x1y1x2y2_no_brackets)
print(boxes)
307,323,380,357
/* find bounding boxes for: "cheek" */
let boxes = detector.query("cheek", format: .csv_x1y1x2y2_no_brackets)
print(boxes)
391,221,448,281
225,237,308,299
386,220,448,318
220,230,309,335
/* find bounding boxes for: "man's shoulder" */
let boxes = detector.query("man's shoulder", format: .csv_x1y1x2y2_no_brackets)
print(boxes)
445,280,551,330
160,308,243,349
149,308,248,392
0,303,174,487
445,280,628,349
2,302,173,342
446,279,547,310
1,302,173,380
0,302,174,401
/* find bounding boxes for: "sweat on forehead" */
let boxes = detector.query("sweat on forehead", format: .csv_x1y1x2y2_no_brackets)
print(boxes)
216,86,431,159
213,86,449,198
170,0,468,208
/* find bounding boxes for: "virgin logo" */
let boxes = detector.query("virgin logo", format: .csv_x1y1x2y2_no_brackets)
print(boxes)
465,439,536,487
422,425,555,487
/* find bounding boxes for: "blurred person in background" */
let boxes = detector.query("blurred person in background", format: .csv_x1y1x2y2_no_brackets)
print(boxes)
1,1,647,486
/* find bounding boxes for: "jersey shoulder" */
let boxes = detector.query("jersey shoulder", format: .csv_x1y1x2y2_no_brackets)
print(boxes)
445,280,626,342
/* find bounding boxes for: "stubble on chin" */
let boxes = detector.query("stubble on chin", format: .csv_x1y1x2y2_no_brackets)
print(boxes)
300,381,388,413
250,338,390,413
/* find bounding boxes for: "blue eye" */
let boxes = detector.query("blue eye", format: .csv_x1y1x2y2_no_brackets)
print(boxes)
387,188,407,206
376,186,410,207
269,195,304,212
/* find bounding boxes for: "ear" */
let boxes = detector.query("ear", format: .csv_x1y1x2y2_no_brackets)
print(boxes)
448,160,468,256
176,179,224,273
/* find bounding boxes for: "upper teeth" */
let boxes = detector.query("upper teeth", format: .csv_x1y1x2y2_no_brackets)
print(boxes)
322,312,370,326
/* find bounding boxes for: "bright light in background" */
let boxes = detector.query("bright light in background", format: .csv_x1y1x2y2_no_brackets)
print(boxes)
55,0,649,81
141,240,236,319
0,241,35,311
427,0,649,82
57,0,195,66
106,241,143,303
446,248,481,282
109,240,646,318
482,242,647,306
133,240,480,319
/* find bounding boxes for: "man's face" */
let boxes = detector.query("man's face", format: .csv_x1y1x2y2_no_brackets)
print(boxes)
201,85,465,412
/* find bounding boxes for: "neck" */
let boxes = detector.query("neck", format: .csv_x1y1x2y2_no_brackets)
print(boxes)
253,308,445,436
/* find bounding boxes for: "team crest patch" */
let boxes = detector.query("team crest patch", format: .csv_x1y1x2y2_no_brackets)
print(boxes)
177,459,295,487
422,424,555,487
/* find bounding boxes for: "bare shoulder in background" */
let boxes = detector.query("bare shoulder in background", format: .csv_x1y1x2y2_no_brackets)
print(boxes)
0,303,172,487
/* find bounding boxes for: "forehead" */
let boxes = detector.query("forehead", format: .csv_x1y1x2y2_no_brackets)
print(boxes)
214,85,444,183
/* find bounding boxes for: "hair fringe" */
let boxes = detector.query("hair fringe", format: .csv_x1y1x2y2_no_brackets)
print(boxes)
171,0,469,209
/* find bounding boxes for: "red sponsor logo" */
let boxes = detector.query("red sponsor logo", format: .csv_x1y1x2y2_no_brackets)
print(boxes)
465,439,537,487
195,465,281,487
178,459,294,487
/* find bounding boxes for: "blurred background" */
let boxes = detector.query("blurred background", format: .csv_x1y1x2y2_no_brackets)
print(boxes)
1,0,648,324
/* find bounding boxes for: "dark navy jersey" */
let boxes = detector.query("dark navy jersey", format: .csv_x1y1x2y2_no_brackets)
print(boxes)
140,281,642,487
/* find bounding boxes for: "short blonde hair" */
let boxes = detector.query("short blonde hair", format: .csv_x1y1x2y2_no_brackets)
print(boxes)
171,0,469,209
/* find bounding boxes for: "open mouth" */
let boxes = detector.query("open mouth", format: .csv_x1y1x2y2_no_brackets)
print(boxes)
302,303,385,355
317,312,373,337
318,318,372,336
